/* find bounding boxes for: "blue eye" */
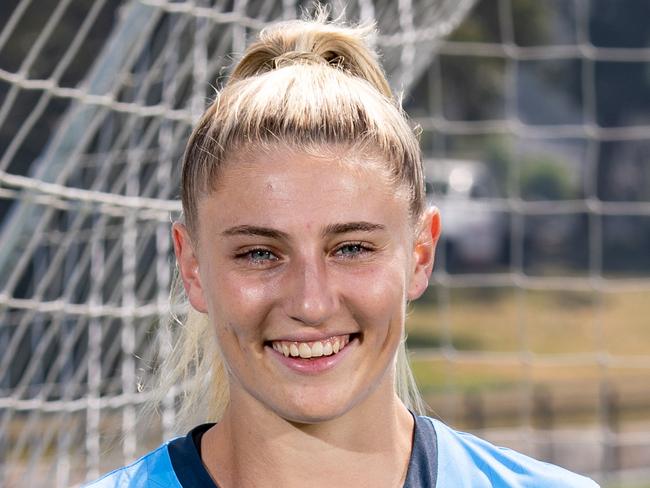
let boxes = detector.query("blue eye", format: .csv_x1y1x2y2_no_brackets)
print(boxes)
250,249,276,261
335,243,370,258
237,248,278,264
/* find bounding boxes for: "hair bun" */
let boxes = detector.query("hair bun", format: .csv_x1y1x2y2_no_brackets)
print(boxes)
272,50,331,69
229,17,392,99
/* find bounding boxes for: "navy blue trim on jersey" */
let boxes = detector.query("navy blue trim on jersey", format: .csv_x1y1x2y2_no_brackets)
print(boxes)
405,413,438,487
168,423,219,487
166,413,438,487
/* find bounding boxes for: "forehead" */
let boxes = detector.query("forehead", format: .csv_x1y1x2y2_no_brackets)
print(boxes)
196,146,411,233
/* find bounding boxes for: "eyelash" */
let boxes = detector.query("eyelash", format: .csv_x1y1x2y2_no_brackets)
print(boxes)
234,242,373,265
334,242,373,259
235,248,279,265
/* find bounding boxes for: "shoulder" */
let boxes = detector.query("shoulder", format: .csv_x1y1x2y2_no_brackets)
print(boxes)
82,443,182,488
423,417,600,488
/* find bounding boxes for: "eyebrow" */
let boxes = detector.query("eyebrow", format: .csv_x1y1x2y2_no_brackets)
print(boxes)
320,221,386,238
221,222,386,240
221,225,290,240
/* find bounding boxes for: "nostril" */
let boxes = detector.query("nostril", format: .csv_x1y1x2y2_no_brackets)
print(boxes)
283,263,337,325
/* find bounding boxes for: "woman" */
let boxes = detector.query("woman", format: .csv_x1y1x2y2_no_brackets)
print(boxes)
87,12,598,488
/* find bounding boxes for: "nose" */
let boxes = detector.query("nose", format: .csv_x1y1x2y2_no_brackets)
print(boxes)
284,254,337,326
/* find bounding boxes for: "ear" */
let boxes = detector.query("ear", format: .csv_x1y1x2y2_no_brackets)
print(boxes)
407,207,441,301
172,222,208,313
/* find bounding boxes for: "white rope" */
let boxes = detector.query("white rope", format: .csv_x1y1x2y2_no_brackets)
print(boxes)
411,349,650,369
0,170,181,214
0,69,193,122
0,391,153,412
0,294,170,319
138,0,269,29
431,272,650,293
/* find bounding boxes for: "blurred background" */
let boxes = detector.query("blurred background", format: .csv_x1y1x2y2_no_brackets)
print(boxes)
0,0,648,486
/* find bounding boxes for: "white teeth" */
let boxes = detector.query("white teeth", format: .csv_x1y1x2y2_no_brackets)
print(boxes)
298,343,312,358
271,334,352,358
311,341,323,357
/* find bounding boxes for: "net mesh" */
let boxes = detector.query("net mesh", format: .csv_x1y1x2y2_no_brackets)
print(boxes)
404,0,650,483
0,0,648,486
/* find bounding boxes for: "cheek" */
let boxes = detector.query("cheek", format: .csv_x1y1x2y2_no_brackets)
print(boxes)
206,271,278,342
340,263,407,333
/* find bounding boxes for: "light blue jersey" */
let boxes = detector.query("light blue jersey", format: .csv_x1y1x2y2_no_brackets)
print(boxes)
85,415,599,487
432,419,598,487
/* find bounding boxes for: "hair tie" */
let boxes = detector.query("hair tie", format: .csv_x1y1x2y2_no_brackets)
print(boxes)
273,51,328,68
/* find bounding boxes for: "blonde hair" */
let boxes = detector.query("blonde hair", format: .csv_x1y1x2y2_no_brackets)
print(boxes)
152,11,427,431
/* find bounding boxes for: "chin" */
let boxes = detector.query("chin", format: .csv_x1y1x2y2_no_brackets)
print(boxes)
278,406,350,425
269,388,361,425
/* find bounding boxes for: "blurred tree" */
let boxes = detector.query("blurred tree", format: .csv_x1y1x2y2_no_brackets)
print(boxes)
520,155,573,201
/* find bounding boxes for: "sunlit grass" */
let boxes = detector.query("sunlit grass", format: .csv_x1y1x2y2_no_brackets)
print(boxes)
405,287,650,427
407,287,650,357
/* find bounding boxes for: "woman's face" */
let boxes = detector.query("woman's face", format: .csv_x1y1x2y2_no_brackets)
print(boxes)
174,146,438,423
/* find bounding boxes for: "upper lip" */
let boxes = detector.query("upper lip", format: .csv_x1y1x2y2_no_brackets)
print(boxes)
266,332,357,343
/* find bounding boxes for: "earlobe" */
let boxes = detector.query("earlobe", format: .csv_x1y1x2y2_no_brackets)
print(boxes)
172,222,208,313
407,207,441,301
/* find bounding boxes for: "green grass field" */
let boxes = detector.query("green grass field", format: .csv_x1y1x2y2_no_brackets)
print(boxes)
406,287,650,427
606,484,650,488
407,287,650,356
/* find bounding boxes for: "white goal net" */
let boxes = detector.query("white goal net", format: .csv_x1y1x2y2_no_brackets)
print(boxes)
1,0,649,486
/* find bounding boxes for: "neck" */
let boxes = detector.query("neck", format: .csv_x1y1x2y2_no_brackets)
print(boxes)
202,381,415,488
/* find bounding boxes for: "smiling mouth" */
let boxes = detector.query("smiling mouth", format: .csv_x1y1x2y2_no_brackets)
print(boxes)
268,334,355,359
